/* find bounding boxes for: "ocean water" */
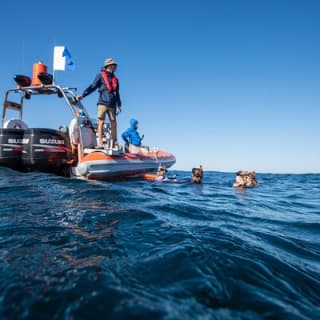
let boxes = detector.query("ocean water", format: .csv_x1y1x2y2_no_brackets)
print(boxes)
0,167,319,320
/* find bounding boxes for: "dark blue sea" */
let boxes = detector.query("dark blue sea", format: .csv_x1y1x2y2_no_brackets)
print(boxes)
0,167,319,320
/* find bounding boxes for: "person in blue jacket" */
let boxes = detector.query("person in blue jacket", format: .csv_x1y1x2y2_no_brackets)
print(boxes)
77,58,122,149
121,119,144,149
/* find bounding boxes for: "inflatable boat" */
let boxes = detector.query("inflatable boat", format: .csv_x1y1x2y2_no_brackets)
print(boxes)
0,70,176,180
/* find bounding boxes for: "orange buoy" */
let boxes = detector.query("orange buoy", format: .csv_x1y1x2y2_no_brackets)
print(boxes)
32,61,47,86
139,173,157,181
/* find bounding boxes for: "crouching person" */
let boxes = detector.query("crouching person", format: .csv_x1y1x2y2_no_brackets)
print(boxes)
121,118,148,154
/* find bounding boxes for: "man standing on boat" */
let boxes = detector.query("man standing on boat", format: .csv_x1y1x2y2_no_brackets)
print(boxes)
76,58,122,149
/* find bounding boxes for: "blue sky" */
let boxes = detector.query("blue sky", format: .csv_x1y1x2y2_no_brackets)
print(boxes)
1,0,319,173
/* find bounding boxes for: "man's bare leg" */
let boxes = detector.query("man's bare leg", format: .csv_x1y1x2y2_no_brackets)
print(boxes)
98,119,104,147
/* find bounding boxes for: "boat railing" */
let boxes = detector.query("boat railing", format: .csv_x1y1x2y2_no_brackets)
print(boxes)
1,84,88,126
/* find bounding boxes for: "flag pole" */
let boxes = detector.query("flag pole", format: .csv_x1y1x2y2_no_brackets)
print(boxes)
52,46,58,85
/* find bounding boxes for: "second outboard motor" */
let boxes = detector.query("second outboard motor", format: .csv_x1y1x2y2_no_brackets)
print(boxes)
22,128,73,176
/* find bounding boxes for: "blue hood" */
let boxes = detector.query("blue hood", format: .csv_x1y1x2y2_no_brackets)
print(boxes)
130,118,138,129
121,118,142,146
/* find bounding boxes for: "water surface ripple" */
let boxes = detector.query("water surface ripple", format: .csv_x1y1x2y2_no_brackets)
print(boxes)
0,168,319,319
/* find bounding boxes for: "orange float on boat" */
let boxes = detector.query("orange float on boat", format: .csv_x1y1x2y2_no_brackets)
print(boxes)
32,61,47,86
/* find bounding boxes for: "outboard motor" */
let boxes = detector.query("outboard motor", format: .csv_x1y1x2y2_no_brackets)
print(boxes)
0,128,25,171
22,128,73,176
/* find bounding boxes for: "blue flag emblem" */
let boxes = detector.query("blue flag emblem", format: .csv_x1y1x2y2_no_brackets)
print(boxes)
63,47,75,71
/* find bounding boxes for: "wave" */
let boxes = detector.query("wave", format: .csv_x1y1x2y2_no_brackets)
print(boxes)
0,168,319,319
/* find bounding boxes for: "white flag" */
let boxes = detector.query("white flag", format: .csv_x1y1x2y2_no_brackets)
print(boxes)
53,46,75,71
